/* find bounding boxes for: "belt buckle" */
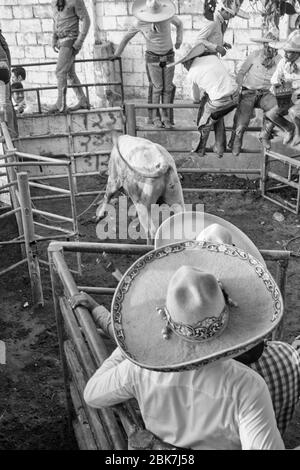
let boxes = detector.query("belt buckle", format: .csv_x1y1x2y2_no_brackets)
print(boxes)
160,56,167,62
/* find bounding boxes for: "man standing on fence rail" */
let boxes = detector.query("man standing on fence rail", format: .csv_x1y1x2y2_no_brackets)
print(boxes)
112,0,183,129
49,0,91,114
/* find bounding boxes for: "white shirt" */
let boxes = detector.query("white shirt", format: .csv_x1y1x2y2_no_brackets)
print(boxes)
236,50,281,90
187,55,237,102
84,348,284,450
271,57,300,92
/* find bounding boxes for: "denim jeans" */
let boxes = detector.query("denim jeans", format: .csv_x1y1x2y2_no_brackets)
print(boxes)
145,60,175,121
233,89,277,133
56,40,85,100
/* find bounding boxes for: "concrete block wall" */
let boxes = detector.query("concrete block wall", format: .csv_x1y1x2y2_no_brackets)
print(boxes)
0,0,291,104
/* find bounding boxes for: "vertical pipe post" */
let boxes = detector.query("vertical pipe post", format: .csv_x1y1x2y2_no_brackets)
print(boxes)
48,248,73,435
67,164,82,275
124,103,137,136
17,172,44,307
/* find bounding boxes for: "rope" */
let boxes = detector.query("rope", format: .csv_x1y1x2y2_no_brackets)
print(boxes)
284,235,300,257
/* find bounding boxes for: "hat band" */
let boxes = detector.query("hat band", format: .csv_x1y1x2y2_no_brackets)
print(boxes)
157,305,229,342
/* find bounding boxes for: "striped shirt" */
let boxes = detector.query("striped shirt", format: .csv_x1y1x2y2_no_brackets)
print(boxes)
249,341,300,435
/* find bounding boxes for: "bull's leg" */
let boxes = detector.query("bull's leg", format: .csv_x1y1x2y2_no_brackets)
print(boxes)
95,179,121,222
134,203,156,245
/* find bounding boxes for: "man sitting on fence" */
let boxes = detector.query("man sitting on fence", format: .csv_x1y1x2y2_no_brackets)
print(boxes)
260,30,300,149
49,0,91,113
112,0,183,129
171,42,239,158
0,29,18,138
228,30,281,156
154,212,300,437
71,242,287,449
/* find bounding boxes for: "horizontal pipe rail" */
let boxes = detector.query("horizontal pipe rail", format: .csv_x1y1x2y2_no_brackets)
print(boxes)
34,221,74,235
29,182,71,195
12,57,121,68
17,129,122,141
0,206,21,220
0,258,27,276
15,151,70,165
77,286,116,295
32,208,73,223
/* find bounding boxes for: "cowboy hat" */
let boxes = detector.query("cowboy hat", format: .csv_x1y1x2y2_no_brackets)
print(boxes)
111,242,283,371
132,0,176,23
251,30,280,44
154,211,265,264
218,0,249,20
166,43,207,68
270,30,300,52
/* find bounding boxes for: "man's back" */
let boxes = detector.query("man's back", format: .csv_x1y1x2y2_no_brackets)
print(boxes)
84,348,284,450
187,55,237,101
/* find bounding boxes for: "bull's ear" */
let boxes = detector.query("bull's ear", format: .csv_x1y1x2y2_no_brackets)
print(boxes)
204,0,217,21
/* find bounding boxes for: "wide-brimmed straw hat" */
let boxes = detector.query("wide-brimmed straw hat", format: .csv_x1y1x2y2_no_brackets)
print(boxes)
270,30,300,52
154,211,265,264
112,242,283,371
218,0,249,19
251,30,280,44
166,43,207,68
132,0,176,23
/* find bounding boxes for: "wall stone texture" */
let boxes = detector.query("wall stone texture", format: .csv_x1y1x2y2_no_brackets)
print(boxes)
0,0,291,105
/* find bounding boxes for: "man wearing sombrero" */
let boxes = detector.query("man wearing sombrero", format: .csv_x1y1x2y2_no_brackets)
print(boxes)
155,212,300,437
76,238,286,448
228,30,281,156
112,0,183,129
260,30,300,149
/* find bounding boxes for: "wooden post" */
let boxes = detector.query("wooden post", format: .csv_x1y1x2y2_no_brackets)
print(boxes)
17,172,44,307
125,103,137,136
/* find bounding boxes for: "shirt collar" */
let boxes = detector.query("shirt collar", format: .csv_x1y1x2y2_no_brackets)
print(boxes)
215,11,225,24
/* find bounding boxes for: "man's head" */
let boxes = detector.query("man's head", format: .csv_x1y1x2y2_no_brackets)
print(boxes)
11,66,26,83
285,50,300,63
220,8,234,20
11,82,24,104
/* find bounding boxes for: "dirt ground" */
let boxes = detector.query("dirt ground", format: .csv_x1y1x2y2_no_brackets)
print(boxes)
1,173,300,450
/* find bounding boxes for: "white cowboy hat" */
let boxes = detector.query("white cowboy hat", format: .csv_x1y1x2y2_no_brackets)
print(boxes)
154,211,265,264
218,0,249,19
166,43,207,68
251,30,280,44
111,242,283,371
132,0,176,23
270,30,300,52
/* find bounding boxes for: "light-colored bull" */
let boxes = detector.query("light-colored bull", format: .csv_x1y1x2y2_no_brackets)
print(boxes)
96,134,185,243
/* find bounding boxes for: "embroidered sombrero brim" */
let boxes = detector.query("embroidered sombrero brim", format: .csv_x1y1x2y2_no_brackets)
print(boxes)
132,0,176,22
251,37,279,43
112,242,283,372
269,40,300,52
154,211,265,265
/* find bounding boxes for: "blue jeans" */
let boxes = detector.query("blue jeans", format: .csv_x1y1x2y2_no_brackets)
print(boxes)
56,39,86,101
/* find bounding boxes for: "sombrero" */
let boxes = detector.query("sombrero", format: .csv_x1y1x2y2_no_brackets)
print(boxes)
251,30,280,44
111,242,283,371
218,0,249,20
132,0,176,23
154,211,265,264
270,30,300,52
166,43,207,68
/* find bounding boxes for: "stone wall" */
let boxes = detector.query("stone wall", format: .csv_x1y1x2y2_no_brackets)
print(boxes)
0,0,291,104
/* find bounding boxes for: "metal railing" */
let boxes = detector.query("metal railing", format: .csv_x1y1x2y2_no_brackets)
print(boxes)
12,57,124,114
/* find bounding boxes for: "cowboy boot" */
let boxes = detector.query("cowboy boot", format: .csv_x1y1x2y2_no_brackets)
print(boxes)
292,117,300,146
213,118,226,158
259,119,276,150
266,110,295,145
47,84,67,113
193,123,212,156
232,126,245,157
